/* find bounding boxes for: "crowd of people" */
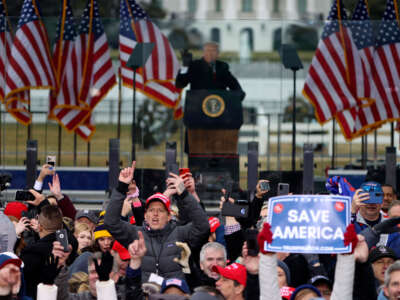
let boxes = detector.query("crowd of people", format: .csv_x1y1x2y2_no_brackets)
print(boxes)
0,161,400,300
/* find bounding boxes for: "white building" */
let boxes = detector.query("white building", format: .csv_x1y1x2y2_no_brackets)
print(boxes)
155,0,331,52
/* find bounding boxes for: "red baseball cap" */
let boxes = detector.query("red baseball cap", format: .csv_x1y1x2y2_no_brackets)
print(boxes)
208,217,220,233
145,193,171,213
212,263,247,287
4,202,28,220
112,241,130,261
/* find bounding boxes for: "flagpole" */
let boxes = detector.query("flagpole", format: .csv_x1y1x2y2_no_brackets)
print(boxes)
117,67,122,139
73,132,77,166
58,124,62,165
132,69,137,162
331,119,335,169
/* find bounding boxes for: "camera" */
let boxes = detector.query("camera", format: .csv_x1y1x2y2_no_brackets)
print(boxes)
0,173,12,191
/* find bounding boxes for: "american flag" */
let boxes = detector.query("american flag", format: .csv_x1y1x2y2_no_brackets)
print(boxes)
4,0,56,125
52,0,116,140
0,0,12,102
119,0,182,119
302,0,364,125
368,0,400,129
335,0,379,139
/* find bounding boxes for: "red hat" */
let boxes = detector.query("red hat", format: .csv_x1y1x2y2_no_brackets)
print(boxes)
212,263,247,287
145,193,171,213
112,241,130,260
4,202,28,220
208,217,220,233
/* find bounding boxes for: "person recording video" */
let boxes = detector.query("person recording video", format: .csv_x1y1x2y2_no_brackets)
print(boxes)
175,42,245,101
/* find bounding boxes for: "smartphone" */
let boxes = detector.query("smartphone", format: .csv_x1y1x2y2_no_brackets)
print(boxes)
56,229,69,252
46,155,56,167
246,229,259,256
179,168,190,178
278,183,290,196
259,181,270,191
15,190,35,201
360,182,383,204
221,201,249,218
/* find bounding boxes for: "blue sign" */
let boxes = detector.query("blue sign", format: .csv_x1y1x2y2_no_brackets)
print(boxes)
265,195,351,254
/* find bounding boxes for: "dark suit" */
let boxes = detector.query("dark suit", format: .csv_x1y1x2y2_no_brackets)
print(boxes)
175,58,245,100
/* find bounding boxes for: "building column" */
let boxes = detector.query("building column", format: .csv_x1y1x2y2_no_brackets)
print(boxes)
224,0,237,19
257,0,270,19
285,0,299,19
195,0,207,20
306,0,319,18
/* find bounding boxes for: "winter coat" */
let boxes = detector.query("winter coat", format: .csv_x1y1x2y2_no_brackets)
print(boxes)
20,231,78,299
104,183,210,282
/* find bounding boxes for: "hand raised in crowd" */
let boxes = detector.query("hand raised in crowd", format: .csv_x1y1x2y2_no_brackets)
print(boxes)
219,188,235,209
166,173,186,196
353,234,368,263
182,173,200,202
351,189,370,214
119,161,136,185
121,196,133,217
14,217,30,236
41,254,62,285
48,173,63,201
255,179,269,199
37,164,55,182
26,189,45,206
242,242,259,275
343,224,368,262
52,241,72,268
182,173,195,194
173,242,191,274
128,231,147,269
94,252,114,282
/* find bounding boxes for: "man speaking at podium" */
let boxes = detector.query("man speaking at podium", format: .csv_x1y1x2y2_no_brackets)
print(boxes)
175,42,246,101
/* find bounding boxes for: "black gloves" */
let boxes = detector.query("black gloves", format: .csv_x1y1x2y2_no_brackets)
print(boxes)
41,254,62,285
93,251,114,281
360,217,400,249
181,49,192,67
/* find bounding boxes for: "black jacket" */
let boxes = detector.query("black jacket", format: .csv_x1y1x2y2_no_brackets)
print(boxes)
104,183,210,282
175,58,245,100
20,231,77,299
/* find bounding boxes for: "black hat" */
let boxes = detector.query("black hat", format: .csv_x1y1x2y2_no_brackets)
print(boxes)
369,246,397,264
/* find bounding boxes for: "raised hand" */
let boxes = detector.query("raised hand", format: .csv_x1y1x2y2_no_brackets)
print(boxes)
26,189,45,206
128,231,147,269
93,252,114,282
15,217,30,236
166,173,186,195
351,189,370,214
38,164,55,181
173,242,191,274
119,161,136,184
48,173,63,200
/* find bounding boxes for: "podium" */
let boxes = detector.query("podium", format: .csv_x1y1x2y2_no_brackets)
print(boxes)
184,89,243,154
184,90,243,202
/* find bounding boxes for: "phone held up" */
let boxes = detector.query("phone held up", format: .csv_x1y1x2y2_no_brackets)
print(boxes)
278,183,290,196
15,190,35,201
56,229,69,252
47,155,56,170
